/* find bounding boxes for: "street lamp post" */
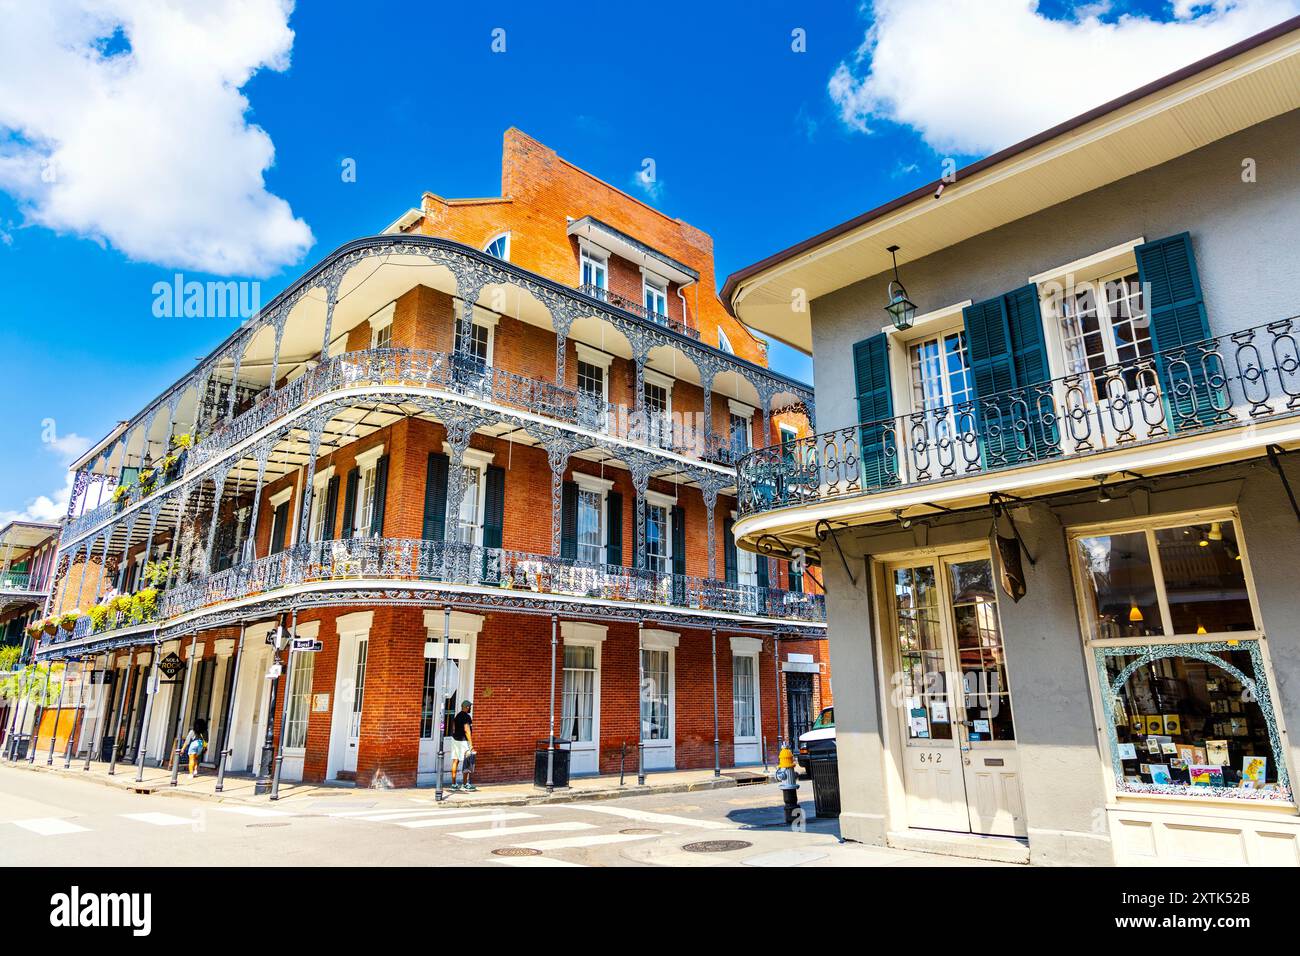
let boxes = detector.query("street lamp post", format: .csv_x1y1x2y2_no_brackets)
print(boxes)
545,614,557,793
711,627,720,778
636,622,645,786
270,610,299,801
255,615,291,797
434,606,451,802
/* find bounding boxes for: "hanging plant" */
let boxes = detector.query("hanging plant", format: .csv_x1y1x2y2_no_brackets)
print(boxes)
87,604,112,633
129,587,159,625
111,484,131,506
143,558,175,589
171,431,195,450
42,616,58,636
59,610,81,632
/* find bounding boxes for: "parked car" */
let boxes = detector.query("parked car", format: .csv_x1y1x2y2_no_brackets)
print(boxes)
796,706,834,773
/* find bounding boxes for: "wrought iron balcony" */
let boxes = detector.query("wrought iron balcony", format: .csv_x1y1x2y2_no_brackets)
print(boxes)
737,317,1300,517
0,571,33,591
578,284,700,341
61,538,823,640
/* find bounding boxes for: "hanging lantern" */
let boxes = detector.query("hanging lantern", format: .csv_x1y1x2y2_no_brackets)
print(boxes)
883,245,917,331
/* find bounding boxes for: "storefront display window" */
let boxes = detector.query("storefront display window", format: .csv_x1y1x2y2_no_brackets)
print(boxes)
1074,515,1290,803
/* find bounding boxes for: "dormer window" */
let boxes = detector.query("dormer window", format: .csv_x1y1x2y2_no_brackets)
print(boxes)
718,328,734,354
484,233,510,261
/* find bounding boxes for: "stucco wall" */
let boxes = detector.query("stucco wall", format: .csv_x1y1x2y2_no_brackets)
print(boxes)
808,109,1300,435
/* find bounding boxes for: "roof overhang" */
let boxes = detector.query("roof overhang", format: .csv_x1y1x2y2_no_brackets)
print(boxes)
723,16,1300,354
567,216,700,286
0,520,60,556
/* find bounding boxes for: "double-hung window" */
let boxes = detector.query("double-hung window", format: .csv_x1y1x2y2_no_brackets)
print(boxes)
1072,512,1290,803
645,504,670,574
581,248,607,295
308,468,334,543
284,649,316,750
1057,271,1152,398
454,312,492,371
562,644,597,743
643,275,668,322
576,489,603,565
733,654,757,738
644,378,672,450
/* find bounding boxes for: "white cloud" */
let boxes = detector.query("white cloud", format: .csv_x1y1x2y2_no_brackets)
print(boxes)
829,0,1300,156
0,0,312,277
631,165,666,203
0,432,93,524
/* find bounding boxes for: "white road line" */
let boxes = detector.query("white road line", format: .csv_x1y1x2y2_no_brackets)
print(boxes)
212,807,292,818
452,821,597,840
399,812,537,829
573,805,734,830
327,807,423,817
515,832,660,851
12,817,90,836
121,812,194,827
494,856,586,868
353,809,517,822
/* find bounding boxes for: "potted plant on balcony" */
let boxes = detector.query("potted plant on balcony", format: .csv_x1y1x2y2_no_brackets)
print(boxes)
129,588,159,625
137,468,158,497
41,616,58,636
59,610,80,633
111,484,131,511
25,622,42,640
143,557,175,589
87,603,112,634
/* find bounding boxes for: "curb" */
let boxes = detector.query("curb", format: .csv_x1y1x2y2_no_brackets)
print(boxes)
3,758,766,809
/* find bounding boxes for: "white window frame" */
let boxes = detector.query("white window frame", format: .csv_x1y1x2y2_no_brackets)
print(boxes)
728,399,754,453
645,489,676,574
730,636,763,747
483,232,510,261
369,303,395,350
731,507,758,587
269,486,295,550
718,328,734,354
454,302,497,367
573,473,613,566
575,343,612,403
580,243,608,291
283,620,321,754
308,465,336,544
779,423,799,445
443,444,493,546
643,272,669,320
560,622,606,763
883,300,971,417
354,444,385,539
639,629,678,757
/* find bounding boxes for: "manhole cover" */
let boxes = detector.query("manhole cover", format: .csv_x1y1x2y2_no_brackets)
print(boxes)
619,827,661,835
682,839,752,853
492,847,542,857
246,822,291,828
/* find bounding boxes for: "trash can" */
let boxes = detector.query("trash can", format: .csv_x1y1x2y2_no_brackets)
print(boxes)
807,753,840,818
10,734,31,762
533,738,571,789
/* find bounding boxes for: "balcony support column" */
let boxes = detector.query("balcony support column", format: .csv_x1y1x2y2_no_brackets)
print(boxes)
531,432,586,559
225,341,245,423
293,410,331,551
701,374,715,458
711,627,720,778
202,461,234,577
63,656,90,768
138,499,165,588
241,438,276,563
134,634,160,781
627,452,654,571
72,536,95,611
83,651,109,770
454,279,486,364
166,485,195,590
319,272,342,361
700,479,723,581
549,301,577,388
107,646,135,775
267,309,289,396
436,406,491,575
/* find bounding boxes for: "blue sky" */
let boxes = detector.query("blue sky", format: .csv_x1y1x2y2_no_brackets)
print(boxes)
1,0,1294,519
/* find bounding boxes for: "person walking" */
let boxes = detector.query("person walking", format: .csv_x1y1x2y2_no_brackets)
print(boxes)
182,718,208,778
449,701,475,792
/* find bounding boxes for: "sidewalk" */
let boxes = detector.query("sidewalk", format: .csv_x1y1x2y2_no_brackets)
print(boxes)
4,754,768,808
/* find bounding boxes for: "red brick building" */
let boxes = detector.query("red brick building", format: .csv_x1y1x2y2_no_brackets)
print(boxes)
36,131,826,787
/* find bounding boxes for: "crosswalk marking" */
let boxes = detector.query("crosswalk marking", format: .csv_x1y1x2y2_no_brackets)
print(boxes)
494,856,586,868
12,817,89,836
121,812,193,827
514,832,659,851
399,812,536,829
452,821,597,840
351,809,497,822
573,805,734,830
212,807,291,818
327,807,423,817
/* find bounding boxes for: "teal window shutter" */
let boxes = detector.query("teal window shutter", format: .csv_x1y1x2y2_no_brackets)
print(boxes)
482,464,506,582
369,455,389,537
422,453,448,540
270,501,289,554
964,286,1056,465
560,481,578,560
341,467,358,539
1135,232,1217,428
670,504,686,603
322,475,339,540
851,332,896,488
787,560,803,593
605,491,623,566
723,516,738,584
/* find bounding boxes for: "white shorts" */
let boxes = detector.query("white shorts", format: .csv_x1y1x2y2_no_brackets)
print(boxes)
450,739,471,761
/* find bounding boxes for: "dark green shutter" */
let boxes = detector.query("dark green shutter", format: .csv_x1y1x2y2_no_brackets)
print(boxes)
787,561,803,593
670,505,686,604
482,465,505,582
723,516,738,584
964,286,1056,465
756,551,769,589
270,502,289,554
1135,232,1218,428
852,333,897,489
322,475,339,541
422,453,448,540
341,467,359,539
560,481,578,561
605,491,623,566
369,455,389,537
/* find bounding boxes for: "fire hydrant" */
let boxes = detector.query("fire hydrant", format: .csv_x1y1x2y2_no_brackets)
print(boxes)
775,744,800,825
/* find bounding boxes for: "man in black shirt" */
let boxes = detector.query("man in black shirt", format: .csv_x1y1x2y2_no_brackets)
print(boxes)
450,700,475,792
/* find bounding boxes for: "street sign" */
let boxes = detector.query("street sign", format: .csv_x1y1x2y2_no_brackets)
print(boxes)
157,652,183,680
292,638,323,653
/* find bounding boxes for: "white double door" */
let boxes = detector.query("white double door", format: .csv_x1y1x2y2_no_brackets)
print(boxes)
329,633,368,778
640,645,675,771
886,552,1026,838
417,638,475,782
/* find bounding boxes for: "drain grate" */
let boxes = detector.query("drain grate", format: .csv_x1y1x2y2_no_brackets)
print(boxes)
682,839,752,853
619,827,661,835
246,822,291,828
492,847,542,857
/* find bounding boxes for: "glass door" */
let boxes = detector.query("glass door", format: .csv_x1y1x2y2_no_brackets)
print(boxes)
887,554,1026,837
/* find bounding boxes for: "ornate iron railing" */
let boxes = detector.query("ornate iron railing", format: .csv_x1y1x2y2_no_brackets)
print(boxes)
578,284,700,341
59,538,823,640
0,571,33,591
738,317,1300,517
